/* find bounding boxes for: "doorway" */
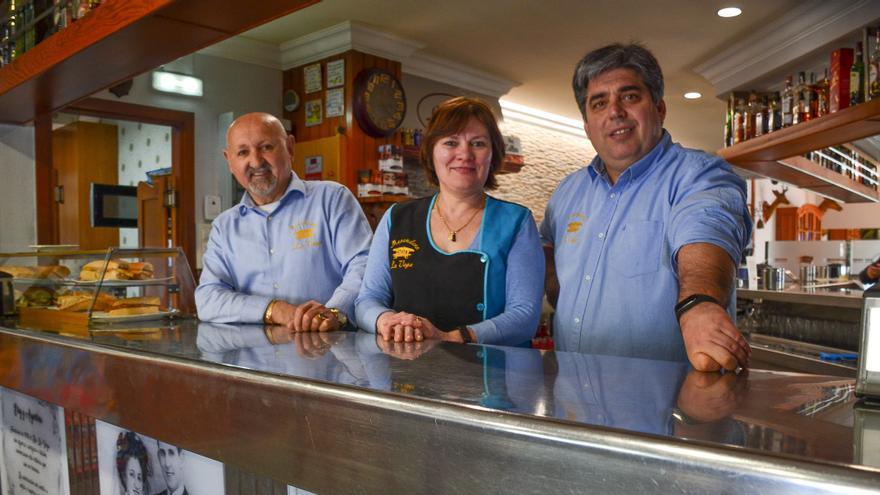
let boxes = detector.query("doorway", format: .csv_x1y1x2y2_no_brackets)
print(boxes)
35,98,195,274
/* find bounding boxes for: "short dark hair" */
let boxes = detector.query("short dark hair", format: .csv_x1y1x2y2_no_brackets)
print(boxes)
116,431,151,494
572,43,664,119
420,96,505,190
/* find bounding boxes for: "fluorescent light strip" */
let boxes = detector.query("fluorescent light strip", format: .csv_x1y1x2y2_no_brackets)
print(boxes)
499,99,585,137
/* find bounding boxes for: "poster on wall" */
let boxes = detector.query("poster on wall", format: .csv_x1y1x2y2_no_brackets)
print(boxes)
305,156,323,180
0,387,71,495
326,88,345,118
326,59,345,88
305,99,323,127
303,63,322,94
95,420,224,495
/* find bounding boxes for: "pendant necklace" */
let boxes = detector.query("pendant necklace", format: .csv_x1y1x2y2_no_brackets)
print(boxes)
434,194,484,242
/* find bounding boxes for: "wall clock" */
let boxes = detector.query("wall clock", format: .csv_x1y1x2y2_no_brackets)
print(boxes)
353,68,406,137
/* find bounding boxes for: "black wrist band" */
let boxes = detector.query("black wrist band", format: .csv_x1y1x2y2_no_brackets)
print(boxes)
458,325,472,343
675,294,721,323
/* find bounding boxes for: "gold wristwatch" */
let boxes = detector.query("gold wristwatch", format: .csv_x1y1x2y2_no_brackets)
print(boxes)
327,308,348,327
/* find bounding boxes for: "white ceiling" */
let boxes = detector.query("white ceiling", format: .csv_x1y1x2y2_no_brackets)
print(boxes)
235,0,806,152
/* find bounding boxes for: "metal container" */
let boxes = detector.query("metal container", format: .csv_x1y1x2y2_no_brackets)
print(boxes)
800,265,817,286
0,271,15,316
827,263,850,280
763,267,786,290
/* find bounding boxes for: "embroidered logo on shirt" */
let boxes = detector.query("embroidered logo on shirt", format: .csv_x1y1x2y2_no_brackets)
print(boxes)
390,238,420,270
291,221,321,250
563,213,588,244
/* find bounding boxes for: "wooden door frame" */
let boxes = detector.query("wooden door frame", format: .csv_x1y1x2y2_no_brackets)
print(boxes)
35,98,196,274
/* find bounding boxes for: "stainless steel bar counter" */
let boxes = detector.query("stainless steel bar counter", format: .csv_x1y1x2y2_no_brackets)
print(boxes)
1,319,879,494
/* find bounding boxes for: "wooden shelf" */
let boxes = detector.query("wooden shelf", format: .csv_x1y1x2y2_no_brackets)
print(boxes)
718,98,880,203
357,194,410,204
0,0,318,124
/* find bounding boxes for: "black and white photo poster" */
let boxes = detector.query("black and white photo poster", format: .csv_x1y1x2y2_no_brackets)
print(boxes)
96,420,224,495
0,387,71,495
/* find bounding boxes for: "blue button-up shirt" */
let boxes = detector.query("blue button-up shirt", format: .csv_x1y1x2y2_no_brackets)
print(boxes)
195,174,372,323
540,132,751,361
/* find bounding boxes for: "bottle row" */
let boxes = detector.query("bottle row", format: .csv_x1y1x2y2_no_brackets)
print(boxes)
804,145,879,191
0,0,101,67
723,27,880,147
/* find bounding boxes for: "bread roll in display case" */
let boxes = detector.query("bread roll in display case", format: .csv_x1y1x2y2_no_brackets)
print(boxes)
0,247,195,332
0,319,879,494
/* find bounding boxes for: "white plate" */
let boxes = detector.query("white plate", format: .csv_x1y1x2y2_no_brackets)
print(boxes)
90,309,179,322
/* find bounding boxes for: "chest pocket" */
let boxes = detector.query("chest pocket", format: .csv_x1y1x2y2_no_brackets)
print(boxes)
610,220,663,278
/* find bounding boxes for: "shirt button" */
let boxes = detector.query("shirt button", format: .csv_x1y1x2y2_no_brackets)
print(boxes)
598,232,605,239
270,248,275,255
476,302,485,311
273,283,279,289
585,274,592,282
610,193,616,199
574,317,581,324
267,215,272,220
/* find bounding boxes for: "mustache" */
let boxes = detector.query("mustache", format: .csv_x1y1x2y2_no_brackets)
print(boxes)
247,162,273,178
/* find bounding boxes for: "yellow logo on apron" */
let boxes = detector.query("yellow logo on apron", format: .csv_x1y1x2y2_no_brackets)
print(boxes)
390,238,420,270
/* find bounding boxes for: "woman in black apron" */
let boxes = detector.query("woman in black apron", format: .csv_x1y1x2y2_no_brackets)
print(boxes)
355,97,544,346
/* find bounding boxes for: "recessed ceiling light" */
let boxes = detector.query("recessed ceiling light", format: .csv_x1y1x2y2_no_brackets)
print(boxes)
717,7,742,18
683,92,702,99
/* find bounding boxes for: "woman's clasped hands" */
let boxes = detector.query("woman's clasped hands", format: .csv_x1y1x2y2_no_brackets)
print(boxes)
377,311,443,342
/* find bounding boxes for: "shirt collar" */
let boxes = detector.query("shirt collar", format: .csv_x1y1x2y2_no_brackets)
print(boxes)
587,130,671,185
237,172,305,216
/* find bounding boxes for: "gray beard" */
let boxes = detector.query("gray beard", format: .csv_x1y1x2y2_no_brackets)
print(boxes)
247,175,278,199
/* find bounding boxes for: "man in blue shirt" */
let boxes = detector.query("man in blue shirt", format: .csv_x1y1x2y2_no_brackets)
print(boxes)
541,44,752,371
196,113,372,331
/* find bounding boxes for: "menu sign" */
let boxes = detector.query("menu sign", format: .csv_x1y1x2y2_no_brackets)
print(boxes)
0,387,70,495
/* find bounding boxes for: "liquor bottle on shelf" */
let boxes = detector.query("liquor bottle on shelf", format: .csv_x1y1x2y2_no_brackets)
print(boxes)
723,93,733,147
782,76,794,127
816,69,830,118
755,94,768,137
871,28,880,100
851,42,865,105
24,0,35,52
793,72,807,125
10,0,23,61
767,94,782,133
744,91,758,140
733,98,745,144
804,73,816,121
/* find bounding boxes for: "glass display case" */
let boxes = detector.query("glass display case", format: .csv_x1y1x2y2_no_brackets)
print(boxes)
0,247,195,332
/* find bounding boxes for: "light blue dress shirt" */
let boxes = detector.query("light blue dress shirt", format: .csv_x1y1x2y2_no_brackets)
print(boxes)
540,132,751,361
355,199,545,345
195,173,372,323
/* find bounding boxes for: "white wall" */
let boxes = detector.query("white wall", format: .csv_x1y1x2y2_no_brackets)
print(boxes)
0,124,36,252
111,120,174,248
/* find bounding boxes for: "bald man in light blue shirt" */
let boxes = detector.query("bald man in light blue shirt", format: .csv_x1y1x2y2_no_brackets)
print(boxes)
196,113,371,331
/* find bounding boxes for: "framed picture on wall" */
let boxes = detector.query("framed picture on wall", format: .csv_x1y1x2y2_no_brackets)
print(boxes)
305,99,323,127
304,63,322,94
326,88,344,118
326,59,345,88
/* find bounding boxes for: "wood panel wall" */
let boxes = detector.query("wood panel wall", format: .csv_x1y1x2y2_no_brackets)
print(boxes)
283,50,402,193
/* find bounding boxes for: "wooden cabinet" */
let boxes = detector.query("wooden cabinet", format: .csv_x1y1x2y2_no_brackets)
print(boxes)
0,0,318,124
718,98,880,203
51,121,119,250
